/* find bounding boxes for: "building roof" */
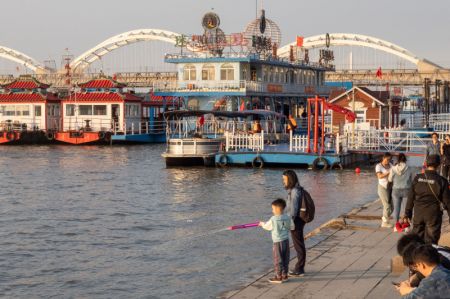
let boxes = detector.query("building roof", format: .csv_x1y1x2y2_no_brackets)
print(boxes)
329,86,390,106
78,78,126,89
2,77,50,90
62,92,142,102
0,92,58,102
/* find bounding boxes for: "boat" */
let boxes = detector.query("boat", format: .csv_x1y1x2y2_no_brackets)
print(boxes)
110,92,181,144
0,76,60,144
55,77,143,145
161,109,286,166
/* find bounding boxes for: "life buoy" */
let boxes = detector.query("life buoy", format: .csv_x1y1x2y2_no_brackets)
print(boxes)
217,154,229,167
6,131,15,141
331,162,344,170
312,157,330,170
46,132,55,140
252,156,264,169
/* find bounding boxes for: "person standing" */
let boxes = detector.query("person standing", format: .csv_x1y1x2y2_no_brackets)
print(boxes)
376,152,394,228
441,134,450,180
425,132,441,162
405,155,450,244
259,198,295,283
388,153,415,231
283,170,306,277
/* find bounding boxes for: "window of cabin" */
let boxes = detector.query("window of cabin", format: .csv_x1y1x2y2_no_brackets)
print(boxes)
201,64,215,80
34,106,42,117
183,65,196,81
93,105,107,116
220,64,235,81
66,104,75,116
79,105,93,116
5,105,15,116
16,105,30,116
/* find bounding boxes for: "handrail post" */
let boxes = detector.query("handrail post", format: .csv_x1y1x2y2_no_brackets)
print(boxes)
289,129,293,152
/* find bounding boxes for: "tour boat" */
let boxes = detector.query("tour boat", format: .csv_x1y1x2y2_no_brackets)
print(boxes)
55,77,143,145
0,76,60,144
162,110,286,166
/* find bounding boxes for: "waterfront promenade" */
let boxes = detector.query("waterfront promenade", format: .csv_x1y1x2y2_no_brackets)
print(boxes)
223,200,450,299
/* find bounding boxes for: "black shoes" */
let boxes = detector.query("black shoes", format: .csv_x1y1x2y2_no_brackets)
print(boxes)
288,270,305,277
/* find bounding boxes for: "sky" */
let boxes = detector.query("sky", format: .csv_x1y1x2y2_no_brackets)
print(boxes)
1,0,449,68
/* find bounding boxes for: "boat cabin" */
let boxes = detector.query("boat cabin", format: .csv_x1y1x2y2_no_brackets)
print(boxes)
0,77,60,143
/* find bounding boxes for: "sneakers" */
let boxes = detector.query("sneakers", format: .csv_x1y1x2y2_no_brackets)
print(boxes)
381,217,393,228
289,270,305,277
268,276,283,284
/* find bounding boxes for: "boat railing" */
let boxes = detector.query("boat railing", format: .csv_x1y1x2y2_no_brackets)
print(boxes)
64,118,113,132
0,118,56,132
289,130,309,152
225,130,264,152
112,121,166,135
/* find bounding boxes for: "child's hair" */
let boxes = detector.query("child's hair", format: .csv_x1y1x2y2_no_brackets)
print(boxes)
272,198,286,209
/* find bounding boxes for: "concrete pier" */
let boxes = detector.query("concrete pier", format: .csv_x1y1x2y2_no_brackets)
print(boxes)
222,200,450,299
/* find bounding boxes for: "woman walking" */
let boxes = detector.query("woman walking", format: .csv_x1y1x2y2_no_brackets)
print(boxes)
376,152,394,228
388,153,414,231
282,170,306,276
441,135,450,180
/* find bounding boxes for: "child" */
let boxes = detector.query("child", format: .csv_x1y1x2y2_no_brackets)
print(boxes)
395,216,411,233
259,198,295,283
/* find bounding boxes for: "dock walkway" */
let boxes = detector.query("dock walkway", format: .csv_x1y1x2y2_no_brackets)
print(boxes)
223,200,450,299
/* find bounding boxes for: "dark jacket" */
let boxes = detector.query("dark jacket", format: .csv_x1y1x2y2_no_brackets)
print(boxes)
286,184,302,219
405,170,450,219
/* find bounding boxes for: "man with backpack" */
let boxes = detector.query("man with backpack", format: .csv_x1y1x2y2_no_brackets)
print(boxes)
283,170,315,277
405,155,450,244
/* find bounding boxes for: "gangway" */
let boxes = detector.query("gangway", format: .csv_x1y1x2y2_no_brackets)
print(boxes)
344,129,445,156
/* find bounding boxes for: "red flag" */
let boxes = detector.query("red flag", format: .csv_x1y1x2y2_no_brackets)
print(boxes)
199,115,205,126
296,36,304,47
240,101,246,111
376,67,383,79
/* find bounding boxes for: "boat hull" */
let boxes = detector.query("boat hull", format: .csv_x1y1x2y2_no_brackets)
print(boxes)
55,131,111,145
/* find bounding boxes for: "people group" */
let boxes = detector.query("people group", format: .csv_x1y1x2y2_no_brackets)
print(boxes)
372,132,450,297
259,170,311,283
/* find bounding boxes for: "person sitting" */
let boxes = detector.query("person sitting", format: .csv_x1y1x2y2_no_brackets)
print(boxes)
397,244,450,298
252,120,262,134
397,233,450,287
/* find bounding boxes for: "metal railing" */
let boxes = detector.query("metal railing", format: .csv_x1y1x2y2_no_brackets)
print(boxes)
225,130,264,152
0,118,58,131
344,129,440,154
113,121,166,135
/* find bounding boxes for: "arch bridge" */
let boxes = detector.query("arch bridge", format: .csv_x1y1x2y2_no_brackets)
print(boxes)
0,31,448,86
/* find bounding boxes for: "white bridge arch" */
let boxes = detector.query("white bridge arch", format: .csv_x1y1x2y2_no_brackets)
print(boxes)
70,29,183,72
278,33,442,72
0,45,47,73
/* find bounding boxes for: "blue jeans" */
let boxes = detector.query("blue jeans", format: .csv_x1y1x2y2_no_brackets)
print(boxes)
392,188,409,222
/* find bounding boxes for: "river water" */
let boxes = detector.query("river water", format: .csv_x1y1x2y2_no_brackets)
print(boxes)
0,145,379,298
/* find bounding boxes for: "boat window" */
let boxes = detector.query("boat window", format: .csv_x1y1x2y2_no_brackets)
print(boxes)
5,105,15,116
34,106,41,117
220,64,234,81
125,104,140,117
201,64,215,81
183,65,197,81
93,105,107,116
79,105,93,116
66,104,75,116
15,105,30,116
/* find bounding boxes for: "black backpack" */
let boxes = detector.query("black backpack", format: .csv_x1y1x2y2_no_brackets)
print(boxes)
299,187,315,223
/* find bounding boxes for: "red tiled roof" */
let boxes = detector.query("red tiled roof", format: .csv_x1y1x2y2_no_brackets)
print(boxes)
3,78,50,89
0,93,47,102
63,92,142,102
79,78,126,89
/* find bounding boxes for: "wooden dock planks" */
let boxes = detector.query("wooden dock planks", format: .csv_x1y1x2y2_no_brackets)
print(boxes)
223,199,450,299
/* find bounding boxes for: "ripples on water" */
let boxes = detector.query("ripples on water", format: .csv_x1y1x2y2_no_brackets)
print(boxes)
0,145,378,298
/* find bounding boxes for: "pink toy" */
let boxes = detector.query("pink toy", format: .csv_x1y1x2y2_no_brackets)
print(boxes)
228,222,260,230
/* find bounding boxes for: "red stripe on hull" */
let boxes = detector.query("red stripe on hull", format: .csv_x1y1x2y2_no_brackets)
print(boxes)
0,132,20,144
55,132,102,145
